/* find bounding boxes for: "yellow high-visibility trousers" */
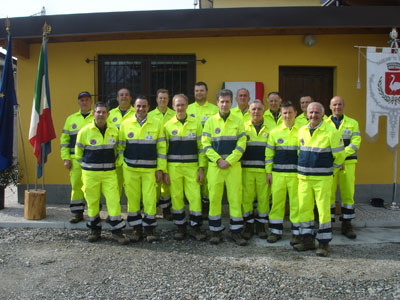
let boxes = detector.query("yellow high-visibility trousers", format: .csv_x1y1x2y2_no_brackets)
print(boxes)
69,158,85,214
169,164,202,227
208,163,243,233
269,173,299,235
298,176,333,243
242,168,270,224
116,165,124,197
81,169,124,231
331,162,356,220
156,182,171,208
123,164,157,227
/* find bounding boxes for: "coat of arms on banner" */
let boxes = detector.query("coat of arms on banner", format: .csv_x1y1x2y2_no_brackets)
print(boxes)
366,47,400,150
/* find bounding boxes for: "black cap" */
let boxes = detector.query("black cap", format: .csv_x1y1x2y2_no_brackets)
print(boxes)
78,91,91,99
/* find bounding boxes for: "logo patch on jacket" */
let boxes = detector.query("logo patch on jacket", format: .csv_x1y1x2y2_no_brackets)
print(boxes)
172,129,178,135
300,138,304,146
190,114,195,118
90,139,97,145
343,129,352,135
72,123,77,129
215,128,221,134
277,138,284,144
108,138,116,144
112,117,118,123
128,132,134,138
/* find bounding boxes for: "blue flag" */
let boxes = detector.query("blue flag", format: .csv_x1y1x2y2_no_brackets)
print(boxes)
0,35,18,173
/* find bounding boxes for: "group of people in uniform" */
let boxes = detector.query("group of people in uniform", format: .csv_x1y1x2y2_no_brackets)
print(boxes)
60,81,361,257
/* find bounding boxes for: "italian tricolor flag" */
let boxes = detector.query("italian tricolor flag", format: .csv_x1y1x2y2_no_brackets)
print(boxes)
28,38,56,178
222,81,264,108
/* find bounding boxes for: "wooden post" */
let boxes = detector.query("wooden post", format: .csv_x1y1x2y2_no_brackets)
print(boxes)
24,189,46,220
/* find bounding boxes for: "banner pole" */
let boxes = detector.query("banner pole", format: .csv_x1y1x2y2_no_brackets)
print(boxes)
387,147,400,210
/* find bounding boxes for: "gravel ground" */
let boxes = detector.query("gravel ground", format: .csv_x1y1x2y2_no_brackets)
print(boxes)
0,227,399,300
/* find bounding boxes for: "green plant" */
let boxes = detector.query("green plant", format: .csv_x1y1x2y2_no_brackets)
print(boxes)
0,162,22,187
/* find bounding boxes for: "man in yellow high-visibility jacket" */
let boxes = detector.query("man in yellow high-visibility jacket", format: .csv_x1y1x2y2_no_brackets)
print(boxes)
163,93,207,241
75,102,128,245
264,92,283,130
202,89,248,246
60,91,94,223
148,89,175,220
326,96,361,239
230,88,251,123
294,102,346,257
241,100,270,240
266,101,300,245
187,82,219,219
118,96,167,243
107,88,136,197
295,95,313,128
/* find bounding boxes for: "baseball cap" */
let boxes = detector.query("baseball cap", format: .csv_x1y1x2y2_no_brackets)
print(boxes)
78,91,91,99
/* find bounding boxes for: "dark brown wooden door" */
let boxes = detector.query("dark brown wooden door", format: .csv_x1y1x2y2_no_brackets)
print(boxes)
279,67,334,115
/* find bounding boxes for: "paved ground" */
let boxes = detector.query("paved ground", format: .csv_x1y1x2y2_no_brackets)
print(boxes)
1,186,400,300
1,186,400,246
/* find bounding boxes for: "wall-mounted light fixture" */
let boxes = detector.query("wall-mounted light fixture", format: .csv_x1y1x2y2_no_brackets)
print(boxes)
304,35,316,47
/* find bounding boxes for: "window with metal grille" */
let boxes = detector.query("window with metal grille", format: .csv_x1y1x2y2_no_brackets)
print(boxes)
98,54,196,110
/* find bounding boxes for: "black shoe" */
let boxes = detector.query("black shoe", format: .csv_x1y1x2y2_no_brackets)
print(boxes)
70,212,84,224
230,232,248,246
88,228,101,242
210,231,222,245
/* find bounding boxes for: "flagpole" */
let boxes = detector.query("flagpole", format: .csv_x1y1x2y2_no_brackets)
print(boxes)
4,19,30,192
17,108,29,191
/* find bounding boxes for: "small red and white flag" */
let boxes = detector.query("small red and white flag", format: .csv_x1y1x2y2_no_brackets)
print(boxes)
222,81,264,108
28,37,56,178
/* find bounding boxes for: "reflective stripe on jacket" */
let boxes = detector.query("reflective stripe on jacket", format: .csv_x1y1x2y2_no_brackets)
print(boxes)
60,110,94,160
326,114,361,163
241,120,269,171
75,121,118,171
266,122,299,175
298,121,346,178
164,115,206,167
202,113,247,166
118,115,166,171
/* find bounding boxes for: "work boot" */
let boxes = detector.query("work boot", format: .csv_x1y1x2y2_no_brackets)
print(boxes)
290,235,301,246
112,230,129,245
202,202,209,220
162,207,173,221
316,242,329,257
255,222,268,239
230,232,248,246
341,220,357,239
174,226,187,241
87,228,101,243
241,223,254,240
144,226,160,243
130,226,143,242
210,231,222,245
293,236,316,252
69,212,84,224
267,233,282,243
188,226,207,241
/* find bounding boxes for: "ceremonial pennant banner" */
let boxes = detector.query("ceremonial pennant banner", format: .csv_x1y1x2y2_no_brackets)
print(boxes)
222,81,264,108
366,47,400,150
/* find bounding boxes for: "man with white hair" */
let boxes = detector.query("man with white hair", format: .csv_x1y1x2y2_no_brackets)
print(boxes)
294,102,346,257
